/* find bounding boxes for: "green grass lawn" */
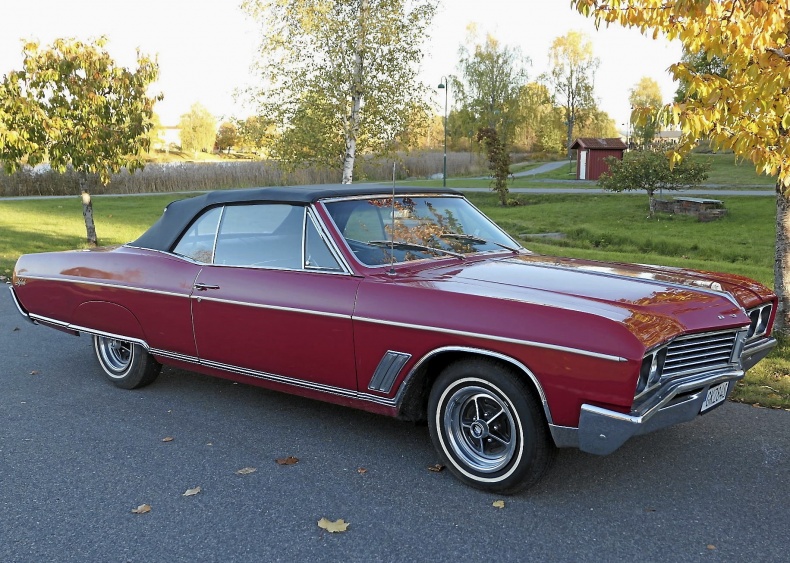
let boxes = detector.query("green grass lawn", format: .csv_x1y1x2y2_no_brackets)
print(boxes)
0,189,786,409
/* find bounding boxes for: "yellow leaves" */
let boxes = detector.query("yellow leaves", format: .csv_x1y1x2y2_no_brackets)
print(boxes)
131,504,151,514
492,500,505,509
318,517,349,533
705,90,721,106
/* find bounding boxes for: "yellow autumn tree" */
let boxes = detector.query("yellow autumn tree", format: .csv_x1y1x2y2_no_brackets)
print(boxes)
571,0,790,331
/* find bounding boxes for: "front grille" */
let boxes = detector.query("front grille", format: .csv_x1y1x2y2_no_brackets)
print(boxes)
662,330,738,379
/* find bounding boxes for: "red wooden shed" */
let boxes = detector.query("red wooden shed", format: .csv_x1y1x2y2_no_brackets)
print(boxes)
570,138,627,180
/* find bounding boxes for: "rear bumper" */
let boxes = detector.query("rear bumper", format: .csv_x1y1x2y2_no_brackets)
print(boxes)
550,336,777,455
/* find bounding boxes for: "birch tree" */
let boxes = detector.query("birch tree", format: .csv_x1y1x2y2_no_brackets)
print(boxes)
543,31,599,158
571,0,790,331
242,0,437,183
629,76,663,148
452,32,530,149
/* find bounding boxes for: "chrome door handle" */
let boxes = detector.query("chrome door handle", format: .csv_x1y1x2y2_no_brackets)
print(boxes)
194,283,220,291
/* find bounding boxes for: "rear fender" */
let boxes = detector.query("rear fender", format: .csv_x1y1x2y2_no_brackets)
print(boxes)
71,301,147,343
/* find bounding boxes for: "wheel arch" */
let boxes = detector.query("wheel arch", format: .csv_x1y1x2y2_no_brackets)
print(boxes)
395,347,553,425
71,301,148,344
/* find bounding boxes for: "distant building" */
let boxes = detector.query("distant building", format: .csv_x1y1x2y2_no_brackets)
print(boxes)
570,138,627,180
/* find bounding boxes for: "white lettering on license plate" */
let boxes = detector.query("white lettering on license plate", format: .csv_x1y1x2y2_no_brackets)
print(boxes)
700,381,729,412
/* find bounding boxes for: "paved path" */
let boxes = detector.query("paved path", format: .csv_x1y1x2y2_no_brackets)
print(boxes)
512,160,568,177
1,288,788,562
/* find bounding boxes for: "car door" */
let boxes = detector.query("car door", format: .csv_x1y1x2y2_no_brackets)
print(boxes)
188,203,361,390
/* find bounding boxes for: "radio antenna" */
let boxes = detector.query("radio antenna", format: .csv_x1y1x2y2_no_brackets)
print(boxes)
389,162,396,276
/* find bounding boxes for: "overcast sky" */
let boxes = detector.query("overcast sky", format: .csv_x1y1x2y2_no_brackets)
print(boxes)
0,0,683,130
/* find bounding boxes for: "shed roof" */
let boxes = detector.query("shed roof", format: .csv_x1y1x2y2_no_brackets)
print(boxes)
571,138,628,150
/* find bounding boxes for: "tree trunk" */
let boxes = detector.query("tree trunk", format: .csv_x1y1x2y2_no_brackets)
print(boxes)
79,173,98,246
81,190,98,247
648,194,656,217
774,184,790,333
342,0,368,185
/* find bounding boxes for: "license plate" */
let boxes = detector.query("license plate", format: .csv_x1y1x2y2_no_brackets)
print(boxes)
700,381,730,413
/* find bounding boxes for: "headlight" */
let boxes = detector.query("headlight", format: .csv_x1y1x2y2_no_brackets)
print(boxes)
636,347,667,398
746,304,772,340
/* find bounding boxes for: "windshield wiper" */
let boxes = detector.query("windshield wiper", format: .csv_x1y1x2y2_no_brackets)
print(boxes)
439,232,520,253
366,240,465,259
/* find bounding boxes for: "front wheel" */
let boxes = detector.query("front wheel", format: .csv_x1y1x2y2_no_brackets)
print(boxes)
428,359,555,494
93,335,161,389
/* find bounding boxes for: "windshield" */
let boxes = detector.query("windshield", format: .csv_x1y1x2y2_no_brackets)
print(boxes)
323,195,521,266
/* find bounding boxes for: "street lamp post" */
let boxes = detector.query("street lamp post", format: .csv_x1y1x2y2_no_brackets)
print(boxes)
438,77,448,187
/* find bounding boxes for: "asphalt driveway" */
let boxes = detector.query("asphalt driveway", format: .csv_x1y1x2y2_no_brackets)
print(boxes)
1,287,787,562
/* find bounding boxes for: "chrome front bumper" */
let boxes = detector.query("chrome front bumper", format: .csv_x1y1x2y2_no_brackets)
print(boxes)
550,336,777,455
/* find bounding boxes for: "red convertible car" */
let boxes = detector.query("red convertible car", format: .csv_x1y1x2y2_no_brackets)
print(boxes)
10,185,777,493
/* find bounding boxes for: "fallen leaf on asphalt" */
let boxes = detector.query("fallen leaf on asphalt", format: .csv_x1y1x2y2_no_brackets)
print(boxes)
29,370,39,375
182,486,201,497
132,504,151,514
162,436,174,442
492,500,505,509
275,456,299,465
707,545,716,550
357,467,367,474
236,467,257,475
428,464,445,472
13,327,20,332
644,508,656,512
318,518,349,533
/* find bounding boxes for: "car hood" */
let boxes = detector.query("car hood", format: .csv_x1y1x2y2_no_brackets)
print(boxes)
408,253,771,349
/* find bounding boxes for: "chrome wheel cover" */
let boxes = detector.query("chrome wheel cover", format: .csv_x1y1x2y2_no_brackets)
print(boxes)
442,385,518,473
96,337,133,376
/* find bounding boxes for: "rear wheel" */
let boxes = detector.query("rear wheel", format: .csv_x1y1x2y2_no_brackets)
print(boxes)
428,359,555,494
93,335,161,389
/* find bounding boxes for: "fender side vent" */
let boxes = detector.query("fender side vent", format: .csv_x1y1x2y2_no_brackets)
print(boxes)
368,351,412,393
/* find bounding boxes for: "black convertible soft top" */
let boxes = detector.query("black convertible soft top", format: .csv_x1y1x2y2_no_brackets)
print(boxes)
130,184,462,252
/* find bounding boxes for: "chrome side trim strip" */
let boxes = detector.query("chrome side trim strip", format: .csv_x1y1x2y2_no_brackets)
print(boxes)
191,295,352,320
29,309,396,407
8,286,35,323
18,274,190,299
199,358,398,407
355,316,628,362
149,348,201,364
69,324,150,351
29,313,72,328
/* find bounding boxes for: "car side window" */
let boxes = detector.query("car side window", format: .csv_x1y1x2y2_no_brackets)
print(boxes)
172,206,222,263
213,204,304,269
304,215,342,271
